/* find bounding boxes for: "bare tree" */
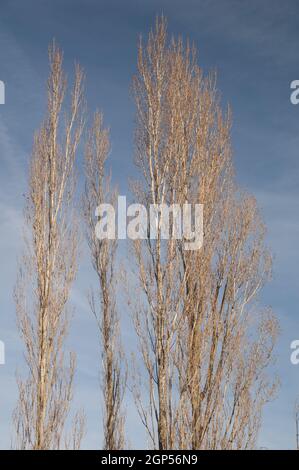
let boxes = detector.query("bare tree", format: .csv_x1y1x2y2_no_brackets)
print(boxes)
177,195,279,449
14,43,85,449
131,17,278,450
83,111,126,449
130,18,184,449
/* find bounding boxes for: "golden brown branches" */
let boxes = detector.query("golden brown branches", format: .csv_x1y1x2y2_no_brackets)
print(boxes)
83,111,126,449
14,42,85,449
131,16,279,450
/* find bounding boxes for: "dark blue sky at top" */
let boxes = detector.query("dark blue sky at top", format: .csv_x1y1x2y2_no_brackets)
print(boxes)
0,0,299,449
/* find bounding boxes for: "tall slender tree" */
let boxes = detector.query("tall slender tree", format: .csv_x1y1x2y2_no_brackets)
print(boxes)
83,112,126,449
14,43,85,449
131,17,278,450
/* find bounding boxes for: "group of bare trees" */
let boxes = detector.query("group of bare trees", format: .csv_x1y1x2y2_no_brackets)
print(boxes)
13,18,278,450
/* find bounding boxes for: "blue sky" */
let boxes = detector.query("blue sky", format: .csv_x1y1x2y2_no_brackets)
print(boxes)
0,0,299,449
